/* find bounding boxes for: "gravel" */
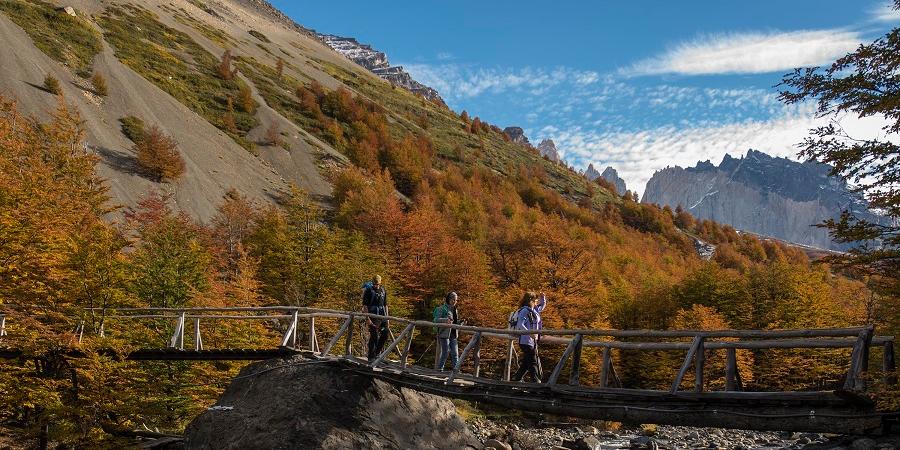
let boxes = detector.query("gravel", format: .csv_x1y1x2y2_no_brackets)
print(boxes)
467,417,895,450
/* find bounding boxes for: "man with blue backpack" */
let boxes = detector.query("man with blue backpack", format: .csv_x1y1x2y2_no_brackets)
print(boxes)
362,275,389,361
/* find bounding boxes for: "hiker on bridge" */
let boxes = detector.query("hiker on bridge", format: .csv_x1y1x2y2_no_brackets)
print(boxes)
362,275,389,362
433,291,464,371
512,291,547,382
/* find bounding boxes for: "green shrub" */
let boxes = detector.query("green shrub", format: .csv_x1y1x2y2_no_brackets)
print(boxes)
248,30,270,43
43,73,61,95
119,116,146,143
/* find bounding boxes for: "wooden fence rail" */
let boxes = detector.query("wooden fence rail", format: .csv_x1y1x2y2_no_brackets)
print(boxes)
0,307,895,395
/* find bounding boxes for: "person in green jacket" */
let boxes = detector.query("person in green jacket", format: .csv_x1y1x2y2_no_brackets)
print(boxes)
433,291,461,371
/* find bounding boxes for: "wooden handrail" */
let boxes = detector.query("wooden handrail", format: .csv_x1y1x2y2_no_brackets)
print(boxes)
38,306,879,339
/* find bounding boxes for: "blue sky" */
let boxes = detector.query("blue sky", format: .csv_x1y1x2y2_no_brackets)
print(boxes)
272,1,899,194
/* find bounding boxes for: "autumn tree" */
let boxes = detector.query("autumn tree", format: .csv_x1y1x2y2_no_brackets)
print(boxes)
91,71,108,97
239,83,255,114
223,96,238,133
779,2,900,301
470,116,481,134
135,125,186,181
125,192,212,309
0,95,136,446
264,122,280,146
275,56,284,78
210,189,258,279
43,73,61,95
217,49,238,80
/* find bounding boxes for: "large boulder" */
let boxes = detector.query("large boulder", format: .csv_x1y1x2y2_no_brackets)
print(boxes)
184,357,479,449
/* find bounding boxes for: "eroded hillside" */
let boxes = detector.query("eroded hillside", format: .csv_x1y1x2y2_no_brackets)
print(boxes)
0,0,605,220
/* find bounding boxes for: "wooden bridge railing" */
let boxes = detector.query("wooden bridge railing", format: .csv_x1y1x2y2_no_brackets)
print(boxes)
0,306,895,394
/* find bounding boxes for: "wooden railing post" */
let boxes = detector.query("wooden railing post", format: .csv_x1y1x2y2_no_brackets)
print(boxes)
371,323,414,368
504,338,515,381
725,348,743,391
309,316,318,353
473,335,482,378
168,312,185,349
193,317,203,351
844,325,875,391
671,335,704,393
600,347,612,388
548,334,582,386
447,332,481,384
280,311,298,348
884,340,896,386
321,317,352,357
695,338,706,393
344,314,355,357
400,325,415,370
569,334,584,386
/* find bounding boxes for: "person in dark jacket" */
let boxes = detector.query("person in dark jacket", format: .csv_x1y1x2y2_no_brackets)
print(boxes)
512,291,547,382
433,291,462,371
362,275,389,361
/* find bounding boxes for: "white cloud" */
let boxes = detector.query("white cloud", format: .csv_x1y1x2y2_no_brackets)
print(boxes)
623,29,861,76
870,1,900,22
436,52,455,61
402,63,602,101
556,106,891,197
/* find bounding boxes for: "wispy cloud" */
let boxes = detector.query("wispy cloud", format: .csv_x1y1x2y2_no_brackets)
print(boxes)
870,1,900,22
556,107,891,196
436,52,455,61
403,64,602,101
623,29,861,76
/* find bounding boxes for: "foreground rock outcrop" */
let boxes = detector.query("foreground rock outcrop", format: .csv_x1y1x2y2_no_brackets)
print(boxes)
184,357,478,450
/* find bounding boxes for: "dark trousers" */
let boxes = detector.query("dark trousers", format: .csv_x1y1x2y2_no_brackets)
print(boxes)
367,322,389,360
513,343,540,382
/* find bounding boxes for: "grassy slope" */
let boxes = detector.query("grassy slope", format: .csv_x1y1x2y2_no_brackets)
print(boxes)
95,4,257,150
0,0,614,210
315,56,617,206
0,0,101,77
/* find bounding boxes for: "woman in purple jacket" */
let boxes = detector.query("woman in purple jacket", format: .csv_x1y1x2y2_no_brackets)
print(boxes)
512,291,547,382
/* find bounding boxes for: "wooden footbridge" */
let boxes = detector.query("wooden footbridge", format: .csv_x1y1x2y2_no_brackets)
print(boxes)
0,306,897,434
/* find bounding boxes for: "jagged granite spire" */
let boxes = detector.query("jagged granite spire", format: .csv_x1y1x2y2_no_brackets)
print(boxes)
319,34,444,105
537,139,560,162
600,166,627,195
641,149,884,250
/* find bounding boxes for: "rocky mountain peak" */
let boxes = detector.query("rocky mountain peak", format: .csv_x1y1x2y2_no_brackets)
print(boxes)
537,139,560,162
585,163,627,194
319,34,444,104
585,163,602,180
503,126,530,145
642,149,883,250
600,166,627,195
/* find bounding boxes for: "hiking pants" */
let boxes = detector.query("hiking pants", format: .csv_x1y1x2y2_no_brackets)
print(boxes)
513,343,540,382
437,337,459,371
367,321,389,360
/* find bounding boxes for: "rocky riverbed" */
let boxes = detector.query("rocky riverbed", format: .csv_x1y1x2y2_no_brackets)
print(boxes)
468,417,898,450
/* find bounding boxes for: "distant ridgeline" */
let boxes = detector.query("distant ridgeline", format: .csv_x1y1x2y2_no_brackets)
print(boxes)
319,34,445,105
642,150,885,251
